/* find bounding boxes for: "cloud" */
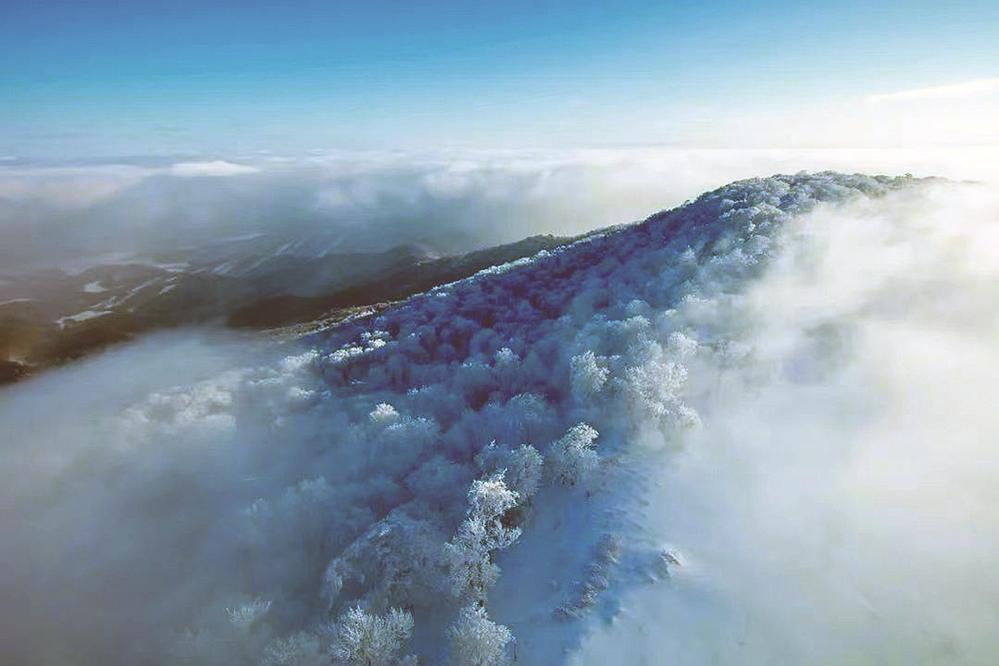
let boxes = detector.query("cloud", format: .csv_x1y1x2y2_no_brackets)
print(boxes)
867,77,999,103
576,179,999,664
2,148,999,273
168,160,259,177
0,164,154,208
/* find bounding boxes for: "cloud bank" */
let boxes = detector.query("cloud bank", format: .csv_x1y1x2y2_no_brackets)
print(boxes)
868,77,999,103
577,178,999,664
169,160,261,177
3,147,999,272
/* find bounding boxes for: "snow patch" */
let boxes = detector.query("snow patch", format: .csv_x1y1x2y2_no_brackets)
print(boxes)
82,280,107,294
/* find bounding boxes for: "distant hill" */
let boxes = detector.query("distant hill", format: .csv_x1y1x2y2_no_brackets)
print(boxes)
0,232,571,384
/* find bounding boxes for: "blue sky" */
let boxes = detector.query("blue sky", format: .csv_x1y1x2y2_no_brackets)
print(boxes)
2,0,998,157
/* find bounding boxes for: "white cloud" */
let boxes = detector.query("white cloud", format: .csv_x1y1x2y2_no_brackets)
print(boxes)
0,164,154,207
4,148,999,273
867,77,999,103
577,178,999,664
169,160,259,177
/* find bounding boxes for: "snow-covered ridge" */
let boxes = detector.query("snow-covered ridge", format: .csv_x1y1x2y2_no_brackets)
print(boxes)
184,172,921,663
280,172,922,662
10,171,998,665
315,171,915,348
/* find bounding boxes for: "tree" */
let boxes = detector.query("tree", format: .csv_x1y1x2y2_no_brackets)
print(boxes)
474,443,543,500
262,632,327,666
322,510,447,613
444,473,521,601
547,423,599,486
505,444,543,500
330,606,415,666
570,350,609,401
448,604,513,666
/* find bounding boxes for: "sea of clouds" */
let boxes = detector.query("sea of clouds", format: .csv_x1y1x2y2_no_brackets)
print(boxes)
1,170,998,664
3,147,998,271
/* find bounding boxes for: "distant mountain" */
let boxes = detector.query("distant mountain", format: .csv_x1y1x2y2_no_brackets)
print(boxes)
0,232,571,383
227,234,570,330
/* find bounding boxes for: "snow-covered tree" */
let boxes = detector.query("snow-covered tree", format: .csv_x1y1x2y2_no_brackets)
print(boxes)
444,473,521,601
322,510,447,613
170,599,275,666
404,455,472,509
623,358,698,429
227,598,273,633
505,444,543,500
474,443,543,501
369,403,400,424
548,423,600,486
448,604,513,666
330,606,415,666
570,350,610,401
262,632,327,666
473,443,506,479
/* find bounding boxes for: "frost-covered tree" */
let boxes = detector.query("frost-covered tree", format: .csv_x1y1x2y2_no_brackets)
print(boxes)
570,350,610,401
548,423,600,486
444,473,521,601
623,358,698,429
474,443,543,500
330,606,415,666
369,403,400,424
322,510,447,613
448,604,513,666
227,598,273,633
404,455,472,509
262,632,327,666
504,444,543,499
170,599,275,666
473,443,506,480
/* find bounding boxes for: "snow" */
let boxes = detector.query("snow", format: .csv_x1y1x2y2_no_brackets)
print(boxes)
0,297,35,306
82,280,107,293
3,173,998,665
116,277,161,303
56,309,112,326
220,232,266,243
152,262,189,273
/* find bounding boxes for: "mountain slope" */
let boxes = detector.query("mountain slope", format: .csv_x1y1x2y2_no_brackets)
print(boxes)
4,172,998,666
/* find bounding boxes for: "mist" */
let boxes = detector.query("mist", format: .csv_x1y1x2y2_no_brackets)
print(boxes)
1,171,997,665
4,147,998,272
576,181,999,664
0,330,324,663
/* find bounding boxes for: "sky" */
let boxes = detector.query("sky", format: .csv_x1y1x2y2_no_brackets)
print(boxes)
2,0,998,159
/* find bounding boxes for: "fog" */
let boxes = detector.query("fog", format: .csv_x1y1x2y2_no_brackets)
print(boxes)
1,171,997,664
0,331,317,663
3,147,998,271
577,180,999,664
